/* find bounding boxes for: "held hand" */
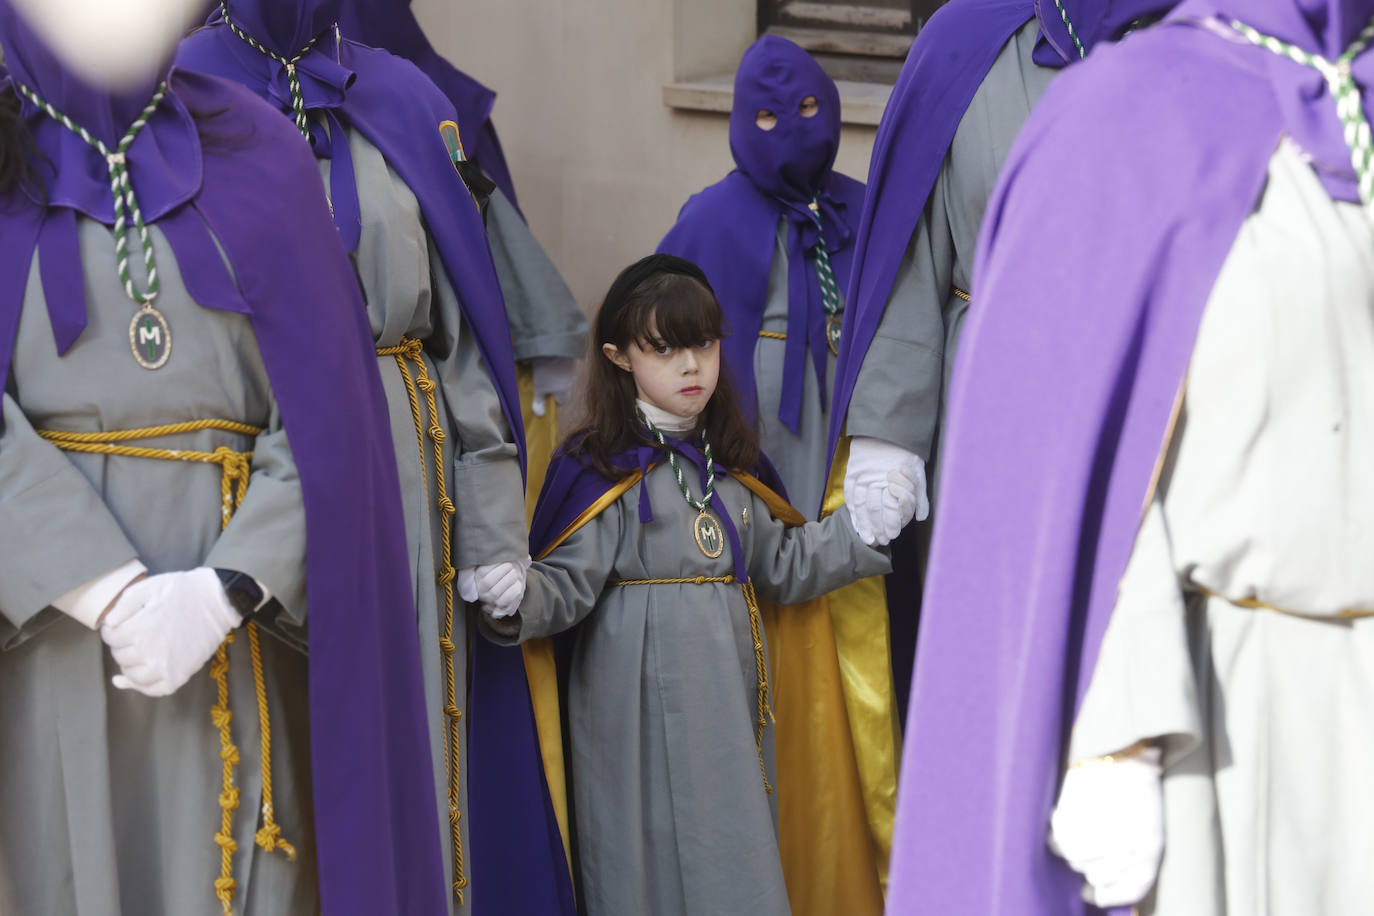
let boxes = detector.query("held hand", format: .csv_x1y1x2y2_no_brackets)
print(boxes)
531,357,578,418
475,557,532,619
100,567,243,698
1049,746,1165,907
843,437,929,546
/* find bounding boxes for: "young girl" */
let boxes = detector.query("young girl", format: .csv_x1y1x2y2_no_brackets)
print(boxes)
478,254,892,916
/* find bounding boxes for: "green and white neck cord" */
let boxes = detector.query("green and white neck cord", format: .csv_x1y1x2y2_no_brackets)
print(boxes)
1051,0,1087,60
13,80,166,307
807,197,842,319
638,408,716,511
220,3,324,140
1231,15,1374,212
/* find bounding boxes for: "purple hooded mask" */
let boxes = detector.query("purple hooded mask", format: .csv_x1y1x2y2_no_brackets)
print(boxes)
659,36,865,435
887,1,1374,913
0,2,447,912
336,0,520,211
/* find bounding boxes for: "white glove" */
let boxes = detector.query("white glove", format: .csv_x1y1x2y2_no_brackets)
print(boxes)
457,567,480,603
475,557,532,619
1049,746,1165,907
530,357,577,418
100,567,243,698
842,437,929,546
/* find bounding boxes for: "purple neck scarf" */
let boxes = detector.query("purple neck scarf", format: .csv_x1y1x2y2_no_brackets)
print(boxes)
888,2,1371,913
336,0,520,210
828,0,1179,466
659,36,865,434
0,3,446,912
177,0,527,473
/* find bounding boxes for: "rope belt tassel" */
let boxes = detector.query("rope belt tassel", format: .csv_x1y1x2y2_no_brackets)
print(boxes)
377,338,467,903
37,419,294,913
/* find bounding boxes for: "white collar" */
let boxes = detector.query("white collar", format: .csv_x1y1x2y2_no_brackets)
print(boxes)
636,399,696,434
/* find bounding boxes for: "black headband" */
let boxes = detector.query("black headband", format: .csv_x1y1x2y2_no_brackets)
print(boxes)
595,253,715,344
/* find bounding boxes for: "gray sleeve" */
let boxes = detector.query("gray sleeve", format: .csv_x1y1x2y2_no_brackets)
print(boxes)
482,501,621,645
0,393,139,640
746,503,891,606
485,185,588,362
1067,500,1202,768
430,236,529,567
844,168,953,461
204,399,308,639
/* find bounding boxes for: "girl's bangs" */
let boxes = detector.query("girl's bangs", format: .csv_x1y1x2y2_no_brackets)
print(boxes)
623,273,727,348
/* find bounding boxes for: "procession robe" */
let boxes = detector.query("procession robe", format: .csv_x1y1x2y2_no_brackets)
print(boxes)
491,447,891,916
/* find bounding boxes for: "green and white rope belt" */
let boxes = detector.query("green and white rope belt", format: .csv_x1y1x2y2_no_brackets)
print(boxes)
13,79,166,307
807,197,842,320
1231,15,1374,211
1051,0,1087,60
638,408,716,510
219,2,323,140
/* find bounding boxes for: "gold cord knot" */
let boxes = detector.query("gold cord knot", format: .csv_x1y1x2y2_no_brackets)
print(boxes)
417,377,437,393
255,823,299,861
438,565,456,586
444,703,462,718
428,424,446,443
438,636,457,655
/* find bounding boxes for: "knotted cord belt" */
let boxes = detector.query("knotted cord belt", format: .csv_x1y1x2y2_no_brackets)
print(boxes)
376,337,467,902
37,418,294,913
610,574,775,793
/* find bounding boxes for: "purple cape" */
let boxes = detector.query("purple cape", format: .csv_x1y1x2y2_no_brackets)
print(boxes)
176,5,526,473
827,0,1179,462
658,36,864,435
336,0,520,211
888,1,1371,912
0,7,445,912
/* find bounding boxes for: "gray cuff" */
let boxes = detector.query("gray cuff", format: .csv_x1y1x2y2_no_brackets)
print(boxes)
513,329,589,363
451,457,528,567
844,337,943,461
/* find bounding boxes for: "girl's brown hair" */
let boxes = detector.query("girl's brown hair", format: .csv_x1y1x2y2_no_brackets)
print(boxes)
566,254,760,480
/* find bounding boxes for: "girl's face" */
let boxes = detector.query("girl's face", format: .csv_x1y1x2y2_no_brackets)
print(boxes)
603,331,721,420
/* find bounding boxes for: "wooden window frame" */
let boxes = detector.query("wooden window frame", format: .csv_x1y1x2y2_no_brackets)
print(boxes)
757,0,948,84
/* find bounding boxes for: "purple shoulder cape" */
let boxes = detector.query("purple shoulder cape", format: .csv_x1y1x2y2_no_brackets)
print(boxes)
886,10,1290,915
0,68,447,913
657,169,864,430
176,21,527,473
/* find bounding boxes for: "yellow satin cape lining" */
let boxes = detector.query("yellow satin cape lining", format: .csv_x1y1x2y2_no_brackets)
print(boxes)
521,460,885,913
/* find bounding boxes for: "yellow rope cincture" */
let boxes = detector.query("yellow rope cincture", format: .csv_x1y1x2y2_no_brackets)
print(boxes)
37,418,295,913
758,330,788,340
1192,584,1374,620
611,574,775,793
377,338,467,903
952,287,971,302
1068,738,1155,769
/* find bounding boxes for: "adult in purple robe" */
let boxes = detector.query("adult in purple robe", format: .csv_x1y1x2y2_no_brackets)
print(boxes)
890,0,1374,912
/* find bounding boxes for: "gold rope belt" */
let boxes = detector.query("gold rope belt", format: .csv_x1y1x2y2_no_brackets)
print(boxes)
758,330,788,341
376,337,467,903
1192,584,1374,620
610,574,776,793
952,287,971,302
37,418,293,914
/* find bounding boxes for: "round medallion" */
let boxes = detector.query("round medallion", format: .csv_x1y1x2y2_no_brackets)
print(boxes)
129,307,171,370
826,313,842,356
693,509,725,559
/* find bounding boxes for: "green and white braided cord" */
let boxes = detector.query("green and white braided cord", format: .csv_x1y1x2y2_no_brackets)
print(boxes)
1231,15,1374,211
638,408,716,511
1051,0,1087,60
220,2,323,140
14,80,166,307
807,197,842,318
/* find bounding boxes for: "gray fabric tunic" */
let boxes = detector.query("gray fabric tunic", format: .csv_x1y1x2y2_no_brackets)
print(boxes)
484,184,587,364
490,467,889,916
0,219,315,915
321,128,526,916
755,220,838,518
1069,141,1374,914
846,19,1055,465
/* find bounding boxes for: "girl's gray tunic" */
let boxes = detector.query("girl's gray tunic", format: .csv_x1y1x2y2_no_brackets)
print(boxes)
322,128,526,916
0,219,315,915
1069,142,1374,914
492,467,890,916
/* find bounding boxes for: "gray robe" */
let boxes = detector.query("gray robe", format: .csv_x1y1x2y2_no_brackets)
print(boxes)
754,220,838,518
490,467,890,916
0,219,315,915
321,128,526,916
846,19,1055,468
1069,141,1374,914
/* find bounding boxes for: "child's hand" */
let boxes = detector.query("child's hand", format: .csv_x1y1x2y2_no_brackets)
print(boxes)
844,437,928,545
474,557,532,619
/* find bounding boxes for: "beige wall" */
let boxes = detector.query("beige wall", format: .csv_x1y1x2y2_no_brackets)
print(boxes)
412,0,878,318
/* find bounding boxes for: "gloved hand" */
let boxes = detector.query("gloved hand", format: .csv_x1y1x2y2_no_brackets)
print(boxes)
1049,745,1165,907
843,437,929,546
531,357,577,418
476,556,532,619
100,567,243,698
